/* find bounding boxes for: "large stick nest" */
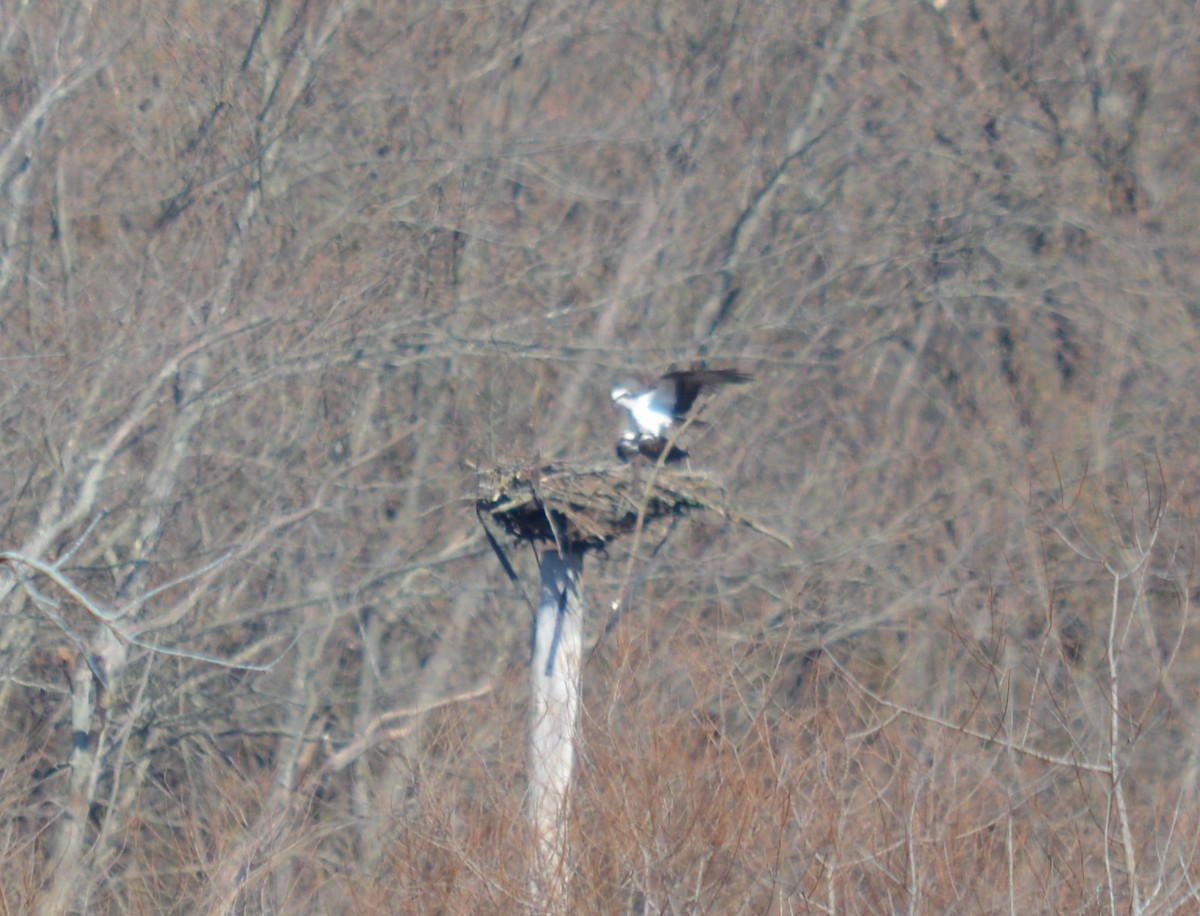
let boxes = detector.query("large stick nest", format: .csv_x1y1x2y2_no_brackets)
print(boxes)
476,461,789,552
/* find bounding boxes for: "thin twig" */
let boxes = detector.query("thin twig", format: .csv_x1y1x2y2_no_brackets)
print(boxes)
0,551,291,672
826,652,1110,773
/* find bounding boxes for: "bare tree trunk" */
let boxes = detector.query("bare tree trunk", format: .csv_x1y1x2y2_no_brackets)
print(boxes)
36,652,98,916
527,548,584,913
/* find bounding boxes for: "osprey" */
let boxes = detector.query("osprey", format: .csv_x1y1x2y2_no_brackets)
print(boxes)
611,367,752,462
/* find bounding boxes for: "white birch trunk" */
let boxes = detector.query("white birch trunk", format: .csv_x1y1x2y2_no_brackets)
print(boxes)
528,548,584,912
37,652,98,916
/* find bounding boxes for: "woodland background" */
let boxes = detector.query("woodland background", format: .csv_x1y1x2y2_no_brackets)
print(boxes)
1,0,1199,912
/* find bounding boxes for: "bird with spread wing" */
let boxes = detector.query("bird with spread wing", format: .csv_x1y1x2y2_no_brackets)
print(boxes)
611,367,752,462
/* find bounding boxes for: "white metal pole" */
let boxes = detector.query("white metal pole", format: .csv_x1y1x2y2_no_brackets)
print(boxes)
528,548,584,911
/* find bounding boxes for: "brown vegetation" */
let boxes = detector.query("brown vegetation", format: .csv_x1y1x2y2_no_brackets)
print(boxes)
1,0,1199,911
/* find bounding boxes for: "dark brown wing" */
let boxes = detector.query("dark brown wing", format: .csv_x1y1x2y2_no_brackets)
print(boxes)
659,368,752,417
632,436,689,463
